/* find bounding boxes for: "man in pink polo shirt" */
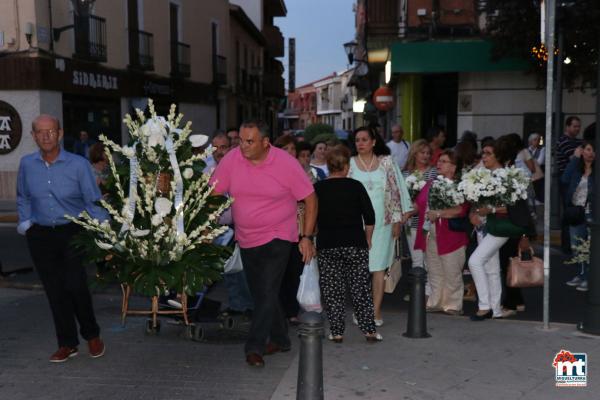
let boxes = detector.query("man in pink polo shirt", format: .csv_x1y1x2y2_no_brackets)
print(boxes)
211,120,317,368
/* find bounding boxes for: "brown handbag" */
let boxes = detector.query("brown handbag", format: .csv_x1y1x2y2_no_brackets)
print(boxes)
384,240,403,293
507,246,544,288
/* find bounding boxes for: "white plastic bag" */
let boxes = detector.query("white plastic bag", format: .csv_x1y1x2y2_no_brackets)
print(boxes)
223,243,243,274
296,258,322,313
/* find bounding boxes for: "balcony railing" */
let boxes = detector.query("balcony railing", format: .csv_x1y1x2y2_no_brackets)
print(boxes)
213,55,227,86
171,41,191,78
129,29,154,71
262,25,284,57
74,15,107,62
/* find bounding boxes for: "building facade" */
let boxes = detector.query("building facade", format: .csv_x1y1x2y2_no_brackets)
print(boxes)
351,0,596,144
0,0,287,201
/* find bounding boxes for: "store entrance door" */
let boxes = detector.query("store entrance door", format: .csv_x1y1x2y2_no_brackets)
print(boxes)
421,73,458,147
62,95,121,152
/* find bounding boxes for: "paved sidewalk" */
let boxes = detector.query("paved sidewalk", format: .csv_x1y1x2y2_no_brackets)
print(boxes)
272,310,599,400
2,287,597,400
0,288,296,400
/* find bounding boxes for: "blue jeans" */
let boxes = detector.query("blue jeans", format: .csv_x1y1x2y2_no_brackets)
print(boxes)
223,271,253,312
569,218,590,280
240,239,292,355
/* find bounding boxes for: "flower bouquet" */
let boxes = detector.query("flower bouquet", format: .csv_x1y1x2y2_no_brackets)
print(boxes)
458,166,528,207
67,99,233,298
565,235,590,266
428,175,464,210
422,175,464,233
405,171,427,201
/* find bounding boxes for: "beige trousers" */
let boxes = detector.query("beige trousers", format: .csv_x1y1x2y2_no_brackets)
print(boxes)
426,224,466,312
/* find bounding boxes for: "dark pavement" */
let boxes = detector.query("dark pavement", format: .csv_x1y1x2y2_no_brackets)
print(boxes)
0,288,294,400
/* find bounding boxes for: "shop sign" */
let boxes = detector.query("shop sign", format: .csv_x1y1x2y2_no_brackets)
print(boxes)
73,70,118,90
143,81,173,96
0,100,22,155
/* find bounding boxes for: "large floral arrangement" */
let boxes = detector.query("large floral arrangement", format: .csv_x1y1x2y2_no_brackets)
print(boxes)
428,175,464,210
405,171,427,201
457,166,528,207
68,100,233,297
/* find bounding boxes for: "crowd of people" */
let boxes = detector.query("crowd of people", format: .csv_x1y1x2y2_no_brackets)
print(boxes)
17,111,594,368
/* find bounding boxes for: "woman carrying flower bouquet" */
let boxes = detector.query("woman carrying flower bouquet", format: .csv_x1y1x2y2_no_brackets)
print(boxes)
402,139,438,270
348,127,412,325
416,150,470,315
466,138,531,320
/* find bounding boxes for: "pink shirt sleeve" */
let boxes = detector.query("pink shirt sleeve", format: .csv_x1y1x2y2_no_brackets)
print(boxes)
285,156,314,200
209,156,232,194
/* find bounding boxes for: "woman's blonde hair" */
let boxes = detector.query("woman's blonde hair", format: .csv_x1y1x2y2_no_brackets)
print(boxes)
404,139,431,172
326,145,351,173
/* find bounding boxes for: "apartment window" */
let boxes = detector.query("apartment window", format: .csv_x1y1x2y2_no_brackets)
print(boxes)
128,0,153,70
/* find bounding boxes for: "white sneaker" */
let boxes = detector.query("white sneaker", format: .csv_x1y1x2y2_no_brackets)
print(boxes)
566,276,584,287
576,281,589,292
167,299,183,309
374,319,384,327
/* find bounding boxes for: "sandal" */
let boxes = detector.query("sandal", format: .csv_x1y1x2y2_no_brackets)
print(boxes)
327,334,343,343
365,333,383,343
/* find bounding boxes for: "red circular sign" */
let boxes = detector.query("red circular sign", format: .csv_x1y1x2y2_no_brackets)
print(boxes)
373,86,394,111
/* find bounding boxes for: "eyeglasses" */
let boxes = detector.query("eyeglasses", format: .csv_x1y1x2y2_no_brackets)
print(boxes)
34,129,58,137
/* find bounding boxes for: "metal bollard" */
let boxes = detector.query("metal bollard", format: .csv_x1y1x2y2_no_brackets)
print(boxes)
403,267,431,338
296,311,324,400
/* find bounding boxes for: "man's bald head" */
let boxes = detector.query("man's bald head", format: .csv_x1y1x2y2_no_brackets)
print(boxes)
32,114,61,132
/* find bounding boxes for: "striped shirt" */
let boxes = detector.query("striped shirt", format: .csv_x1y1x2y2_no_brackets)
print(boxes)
403,167,438,229
556,134,582,175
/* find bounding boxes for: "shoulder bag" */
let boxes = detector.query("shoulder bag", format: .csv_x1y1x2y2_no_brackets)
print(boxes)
507,236,544,288
384,240,403,293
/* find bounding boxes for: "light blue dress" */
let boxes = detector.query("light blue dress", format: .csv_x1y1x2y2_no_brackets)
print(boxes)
349,158,393,272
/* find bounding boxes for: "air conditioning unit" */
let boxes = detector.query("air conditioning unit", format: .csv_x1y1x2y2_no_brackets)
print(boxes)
417,8,427,16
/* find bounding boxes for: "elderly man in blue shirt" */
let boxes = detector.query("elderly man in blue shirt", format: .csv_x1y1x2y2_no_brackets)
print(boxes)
17,114,109,363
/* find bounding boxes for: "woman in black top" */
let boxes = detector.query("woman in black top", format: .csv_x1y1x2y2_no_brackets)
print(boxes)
314,145,382,343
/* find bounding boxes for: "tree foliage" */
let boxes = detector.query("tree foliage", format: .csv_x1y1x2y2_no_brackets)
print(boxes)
303,123,334,144
486,0,600,89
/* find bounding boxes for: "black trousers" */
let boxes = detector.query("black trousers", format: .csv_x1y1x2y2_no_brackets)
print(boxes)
240,239,291,355
279,244,303,319
26,223,100,348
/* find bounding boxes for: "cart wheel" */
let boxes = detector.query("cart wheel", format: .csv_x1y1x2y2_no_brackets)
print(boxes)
221,316,236,330
191,324,204,342
145,319,160,335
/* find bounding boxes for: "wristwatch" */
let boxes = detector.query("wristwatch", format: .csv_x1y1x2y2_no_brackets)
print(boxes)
300,235,314,241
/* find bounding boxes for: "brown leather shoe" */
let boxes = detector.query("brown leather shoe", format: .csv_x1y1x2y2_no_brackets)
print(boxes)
50,347,78,363
264,343,291,356
246,352,265,367
88,337,105,358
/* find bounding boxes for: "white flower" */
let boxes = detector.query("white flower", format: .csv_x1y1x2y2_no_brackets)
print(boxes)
155,197,173,217
121,146,136,158
131,229,150,237
183,168,194,180
151,214,163,226
142,118,167,148
95,240,113,250
189,134,209,148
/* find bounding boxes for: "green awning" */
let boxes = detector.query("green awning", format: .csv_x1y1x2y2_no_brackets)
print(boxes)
391,40,528,74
